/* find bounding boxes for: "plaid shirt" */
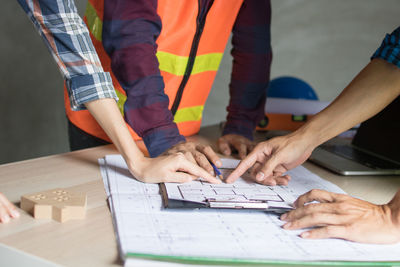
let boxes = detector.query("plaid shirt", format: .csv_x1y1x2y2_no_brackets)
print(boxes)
372,27,400,68
17,0,117,111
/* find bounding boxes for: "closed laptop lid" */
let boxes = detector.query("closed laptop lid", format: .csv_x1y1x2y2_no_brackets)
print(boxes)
352,96,400,163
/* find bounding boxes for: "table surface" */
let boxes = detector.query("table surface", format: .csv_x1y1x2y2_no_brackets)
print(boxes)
1,125,399,267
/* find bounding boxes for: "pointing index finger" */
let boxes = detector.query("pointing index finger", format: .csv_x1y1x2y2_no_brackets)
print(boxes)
225,153,257,183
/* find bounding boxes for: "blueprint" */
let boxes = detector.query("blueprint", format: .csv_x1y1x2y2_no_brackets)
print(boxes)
164,158,336,210
100,154,400,263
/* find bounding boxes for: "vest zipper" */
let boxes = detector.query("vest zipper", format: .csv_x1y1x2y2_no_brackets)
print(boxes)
170,0,214,116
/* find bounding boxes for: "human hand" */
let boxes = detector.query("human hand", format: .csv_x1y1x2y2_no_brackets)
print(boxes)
226,133,313,185
129,153,221,184
217,134,255,159
0,193,20,223
163,141,222,176
280,189,400,244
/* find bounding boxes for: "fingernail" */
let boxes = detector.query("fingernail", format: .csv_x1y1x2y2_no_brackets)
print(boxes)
256,172,264,181
301,232,310,238
11,210,20,218
216,160,222,167
280,213,287,220
283,222,291,229
209,171,214,176
2,215,10,223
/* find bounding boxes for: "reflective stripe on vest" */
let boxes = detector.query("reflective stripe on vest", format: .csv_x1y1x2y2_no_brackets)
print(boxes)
157,51,223,76
85,2,102,41
65,0,243,141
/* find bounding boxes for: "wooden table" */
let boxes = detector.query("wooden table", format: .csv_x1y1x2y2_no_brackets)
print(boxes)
1,125,399,266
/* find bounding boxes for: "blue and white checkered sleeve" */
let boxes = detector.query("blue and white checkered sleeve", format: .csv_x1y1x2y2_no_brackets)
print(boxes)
17,0,118,110
372,27,400,69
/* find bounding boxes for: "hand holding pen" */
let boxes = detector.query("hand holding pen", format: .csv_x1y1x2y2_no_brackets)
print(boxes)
211,162,223,181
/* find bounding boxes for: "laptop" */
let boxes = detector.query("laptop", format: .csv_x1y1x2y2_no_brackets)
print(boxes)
309,96,400,175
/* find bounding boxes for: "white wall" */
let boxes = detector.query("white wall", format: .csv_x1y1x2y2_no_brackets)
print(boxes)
203,0,400,126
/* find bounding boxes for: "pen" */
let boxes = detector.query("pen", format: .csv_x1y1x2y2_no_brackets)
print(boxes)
210,162,223,181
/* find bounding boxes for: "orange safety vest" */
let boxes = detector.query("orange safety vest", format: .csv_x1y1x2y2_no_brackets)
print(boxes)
64,0,244,142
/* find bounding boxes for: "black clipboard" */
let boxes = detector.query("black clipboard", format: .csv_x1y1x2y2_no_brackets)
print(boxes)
160,183,291,212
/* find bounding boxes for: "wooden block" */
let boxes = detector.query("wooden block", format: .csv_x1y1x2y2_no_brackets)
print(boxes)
21,188,87,223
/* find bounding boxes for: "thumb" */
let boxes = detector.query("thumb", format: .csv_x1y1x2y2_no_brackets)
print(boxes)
217,137,231,156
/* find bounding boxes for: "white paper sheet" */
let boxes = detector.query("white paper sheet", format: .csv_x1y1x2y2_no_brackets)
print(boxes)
164,158,345,210
99,154,400,263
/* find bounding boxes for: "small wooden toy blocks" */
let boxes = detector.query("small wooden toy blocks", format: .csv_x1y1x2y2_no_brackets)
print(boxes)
21,188,87,223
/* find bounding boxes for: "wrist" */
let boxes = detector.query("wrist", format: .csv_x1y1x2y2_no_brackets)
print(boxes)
222,125,253,141
143,133,186,157
289,123,323,151
388,190,400,229
379,203,400,244
125,155,149,179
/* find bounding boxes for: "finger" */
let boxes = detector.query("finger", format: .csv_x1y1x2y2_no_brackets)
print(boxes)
176,157,221,184
281,203,339,221
283,213,351,230
258,176,277,186
0,205,10,223
166,172,197,183
260,175,291,186
250,162,263,178
197,145,222,167
278,175,291,185
184,151,197,165
193,151,214,175
299,225,349,241
225,152,258,183
257,175,288,186
217,138,231,156
274,164,287,175
0,199,10,223
0,193,19,220
248,143,256,153
232,142,247,159
255,156,282,182
294,189,339,208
